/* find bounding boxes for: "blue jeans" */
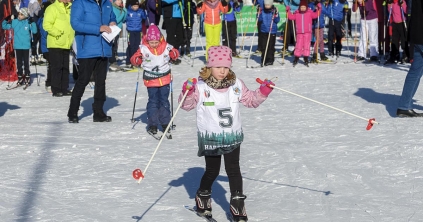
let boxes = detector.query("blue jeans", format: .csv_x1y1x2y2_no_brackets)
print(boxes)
147,85,171,127
398,44,423,110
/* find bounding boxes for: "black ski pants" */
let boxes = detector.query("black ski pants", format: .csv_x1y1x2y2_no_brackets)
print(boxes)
69,58,108,115
126,31,141,65
222,20,237,53
199,145,242,195
390,22,409,60
328,18,343,54
282,20,296,51
181,26,193,56
164,17,184,50
259,32,276,64
49,48,70,94
15,49,30,77
109,35,120,64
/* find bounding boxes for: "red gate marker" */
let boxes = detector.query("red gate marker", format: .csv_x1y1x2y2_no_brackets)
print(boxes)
366,118,376,130
133,169,144,180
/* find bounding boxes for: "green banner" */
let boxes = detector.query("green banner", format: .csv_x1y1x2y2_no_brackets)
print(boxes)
236,4,286,34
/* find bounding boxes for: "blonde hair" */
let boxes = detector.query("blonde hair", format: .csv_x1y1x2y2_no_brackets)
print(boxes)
199,66,236,80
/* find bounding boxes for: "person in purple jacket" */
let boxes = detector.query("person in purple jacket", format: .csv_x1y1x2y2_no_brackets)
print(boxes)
353,0,379,61
146,0,161,26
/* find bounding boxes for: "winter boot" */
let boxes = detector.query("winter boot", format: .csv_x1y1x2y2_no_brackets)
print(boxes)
24,74,30,85
311,53,318,63
320,53,329,61
17,75,24,85
68,112,79,123
230,191,248,222
304,57,309,67
161,124,172,138
92,105,112,122
147,126,158,135
195,189,212,216
293,56,299,66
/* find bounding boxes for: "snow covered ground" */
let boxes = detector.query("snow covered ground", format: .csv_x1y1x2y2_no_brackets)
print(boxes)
1,24,423,222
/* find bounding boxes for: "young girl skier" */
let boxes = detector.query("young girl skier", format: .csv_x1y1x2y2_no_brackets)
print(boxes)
178,45,275,222
385,0,409,64
287,0,319,66
2,8,37,87
196,0,230,60
130,24,180,136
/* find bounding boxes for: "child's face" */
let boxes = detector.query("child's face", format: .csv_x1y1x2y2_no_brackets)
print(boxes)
264,4,272,9
18,13,25,20
211,67,229,81
148,40,160,49
115,0,122,6
300,5,307,12
131,4,139,10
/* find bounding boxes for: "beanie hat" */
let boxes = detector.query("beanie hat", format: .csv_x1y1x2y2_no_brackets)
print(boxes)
146,24,161,41
207,46,232,68
299,0,308,7
19,8,29,18
264,0,273,5
128,0,139,6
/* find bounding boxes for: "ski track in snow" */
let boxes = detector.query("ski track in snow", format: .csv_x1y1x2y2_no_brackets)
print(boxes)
1,23,423,221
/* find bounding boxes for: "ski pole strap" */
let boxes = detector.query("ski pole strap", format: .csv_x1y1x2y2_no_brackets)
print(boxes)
255,78,379,130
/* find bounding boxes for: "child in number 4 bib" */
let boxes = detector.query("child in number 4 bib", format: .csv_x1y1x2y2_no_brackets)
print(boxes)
178,45,275,222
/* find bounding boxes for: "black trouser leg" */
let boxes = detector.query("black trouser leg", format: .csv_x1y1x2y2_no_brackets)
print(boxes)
328,19,335,54
49,48,70,93
126,31,141,64
228,21,237,53
165,17,184,50
391,23,400,60
334,20,343,53
199,146,243,194
69,58,108,115
15,49,24,76
109,35,119,64
185,27,193,54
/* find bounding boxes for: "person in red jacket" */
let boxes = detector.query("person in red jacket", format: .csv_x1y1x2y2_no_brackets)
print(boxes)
130,24,179,135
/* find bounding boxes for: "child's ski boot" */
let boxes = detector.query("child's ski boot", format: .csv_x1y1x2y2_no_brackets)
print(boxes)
293,56,299,67
304,56,309,67
230,191,248,222
195,189,212,217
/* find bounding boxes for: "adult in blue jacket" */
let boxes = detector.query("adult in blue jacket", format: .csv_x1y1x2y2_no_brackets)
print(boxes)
282,0,300,54
67,0,117,123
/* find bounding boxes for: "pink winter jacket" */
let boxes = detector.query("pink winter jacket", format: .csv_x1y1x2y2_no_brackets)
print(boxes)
287,9,318,34
388,2,407,23
178,78,268,111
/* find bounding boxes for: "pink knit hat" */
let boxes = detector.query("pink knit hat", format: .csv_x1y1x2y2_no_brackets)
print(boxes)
207,46,232,68
146,24,161,41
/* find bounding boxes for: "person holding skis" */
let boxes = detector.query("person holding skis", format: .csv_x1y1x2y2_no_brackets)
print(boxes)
385,0,409,64
196,0,231,60
222,0,241,57
396,0,423,117
258,0,280,66
130,24,180,136
178,45,275,222
287,0,319,66
352,0,379,61
2,8,37,86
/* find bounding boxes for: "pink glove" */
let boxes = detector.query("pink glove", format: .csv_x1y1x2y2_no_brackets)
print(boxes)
259,79,275,96
182,78,197,96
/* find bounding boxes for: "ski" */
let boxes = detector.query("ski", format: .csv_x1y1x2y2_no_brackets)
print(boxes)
184,205,217,222
148,131,163,140
23,83,31,90
6,84,22,90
